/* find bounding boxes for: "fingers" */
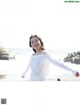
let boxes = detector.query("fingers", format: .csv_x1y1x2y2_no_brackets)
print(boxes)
75,72,79,77
22,75,25,78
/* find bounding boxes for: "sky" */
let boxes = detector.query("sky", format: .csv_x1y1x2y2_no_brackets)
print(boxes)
0,0,80,50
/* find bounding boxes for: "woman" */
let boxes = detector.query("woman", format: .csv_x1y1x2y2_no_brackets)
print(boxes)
22,35,79,81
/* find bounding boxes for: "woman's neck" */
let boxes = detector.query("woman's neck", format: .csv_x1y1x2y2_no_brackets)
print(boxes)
36,49,42,53
33,49,46,56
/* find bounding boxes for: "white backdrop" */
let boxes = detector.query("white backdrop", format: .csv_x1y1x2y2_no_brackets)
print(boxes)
0,0,80,105
0,0,80,50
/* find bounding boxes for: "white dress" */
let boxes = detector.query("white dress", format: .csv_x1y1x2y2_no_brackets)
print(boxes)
23,53,77,81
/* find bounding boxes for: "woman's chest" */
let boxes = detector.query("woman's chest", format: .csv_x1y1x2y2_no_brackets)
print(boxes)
30,55,47,66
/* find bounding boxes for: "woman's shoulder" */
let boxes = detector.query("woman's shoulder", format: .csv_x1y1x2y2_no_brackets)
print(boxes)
32,51,48,56
41,51,47,54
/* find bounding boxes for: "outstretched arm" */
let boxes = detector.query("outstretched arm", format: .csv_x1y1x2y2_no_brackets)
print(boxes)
46,54,79,77
22,63,30,78
22,56,32,78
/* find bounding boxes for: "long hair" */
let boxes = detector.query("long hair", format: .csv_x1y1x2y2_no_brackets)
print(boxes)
29,35,45,53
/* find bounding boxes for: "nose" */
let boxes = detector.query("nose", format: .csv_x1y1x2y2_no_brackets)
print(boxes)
33,43,37,47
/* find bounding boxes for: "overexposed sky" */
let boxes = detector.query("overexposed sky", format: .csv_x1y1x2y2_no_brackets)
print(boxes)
0,0,80,50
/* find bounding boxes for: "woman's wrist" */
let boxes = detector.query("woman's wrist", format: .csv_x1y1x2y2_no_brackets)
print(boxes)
75,72,79,77
22,73,25,76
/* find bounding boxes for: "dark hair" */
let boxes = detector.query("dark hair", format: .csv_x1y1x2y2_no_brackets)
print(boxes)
29,35,45,53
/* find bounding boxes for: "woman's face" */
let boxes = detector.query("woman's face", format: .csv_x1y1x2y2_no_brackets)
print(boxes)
31,36,41,50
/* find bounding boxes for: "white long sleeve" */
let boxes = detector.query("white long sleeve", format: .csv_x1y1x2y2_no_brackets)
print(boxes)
22,53,77,81
22,57,32,76
23,62,30,75
46,54,77,74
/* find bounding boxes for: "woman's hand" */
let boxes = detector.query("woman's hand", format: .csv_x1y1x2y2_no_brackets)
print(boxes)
22,73,25,78
75,72,80,77
22,75,25,78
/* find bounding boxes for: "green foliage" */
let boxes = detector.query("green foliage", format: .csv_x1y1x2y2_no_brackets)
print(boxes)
64,51,80,64
0,45,15,60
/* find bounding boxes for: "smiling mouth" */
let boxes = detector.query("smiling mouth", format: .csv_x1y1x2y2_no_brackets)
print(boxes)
34,44,39,47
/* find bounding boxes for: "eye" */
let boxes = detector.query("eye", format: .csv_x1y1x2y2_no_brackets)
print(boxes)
31,41,34,44
35,39,38,42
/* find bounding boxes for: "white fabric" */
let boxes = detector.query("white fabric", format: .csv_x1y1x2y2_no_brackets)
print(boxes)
23,53,77,81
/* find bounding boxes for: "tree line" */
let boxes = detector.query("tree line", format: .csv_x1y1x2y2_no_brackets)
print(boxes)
0,45,15,60
64,51,80,64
